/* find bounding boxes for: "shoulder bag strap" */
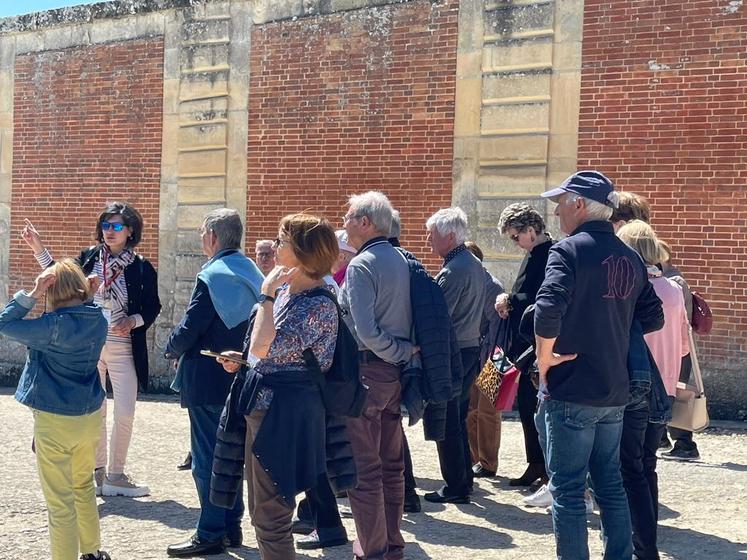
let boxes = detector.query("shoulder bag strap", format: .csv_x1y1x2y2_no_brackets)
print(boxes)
687,329,705,396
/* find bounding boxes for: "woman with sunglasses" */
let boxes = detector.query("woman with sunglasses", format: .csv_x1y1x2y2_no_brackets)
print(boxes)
21,202,161,498
495,202,553,488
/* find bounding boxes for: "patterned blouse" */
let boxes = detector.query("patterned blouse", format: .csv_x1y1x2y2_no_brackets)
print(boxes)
253,285,339,410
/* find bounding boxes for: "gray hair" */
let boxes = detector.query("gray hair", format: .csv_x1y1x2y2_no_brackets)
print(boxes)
348,191,394,235
566,194,614,221
203,208,243,250
255,239,273,249
497,202,545,235
426,207,468,245
389,209,401,239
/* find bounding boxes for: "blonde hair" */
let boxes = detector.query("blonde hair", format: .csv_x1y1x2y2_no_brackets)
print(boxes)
616,220,667,266
279,213,338,280
46,259,92,309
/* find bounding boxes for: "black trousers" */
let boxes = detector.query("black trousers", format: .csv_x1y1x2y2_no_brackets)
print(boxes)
517,372,545,465
297,473,345,539
621,397,666,560
403,431,417,494
435,347,481,496
668,354,698,452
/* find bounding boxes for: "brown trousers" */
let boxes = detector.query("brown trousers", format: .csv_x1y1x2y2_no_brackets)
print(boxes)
346,361,405,560
245,410,295,560
467,384,502,473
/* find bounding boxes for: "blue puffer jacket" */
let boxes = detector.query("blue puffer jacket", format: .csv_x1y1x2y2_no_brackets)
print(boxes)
397,249,463,441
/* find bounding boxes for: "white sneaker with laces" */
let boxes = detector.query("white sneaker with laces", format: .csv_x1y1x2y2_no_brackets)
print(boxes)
523,484,553,507
94,468,105,497
102,473,150,498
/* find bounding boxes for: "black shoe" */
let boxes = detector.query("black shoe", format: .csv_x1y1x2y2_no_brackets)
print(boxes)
177,452,192,471
334,490,348,499
661,447,700,461
658,436,673,451
404,492,422,513
296,529,348,550
472,464,496,478
423,488,469,504
291,516,315,535
80,552,112,560
167,534,225,557
509,463,546,487
224,526,243,547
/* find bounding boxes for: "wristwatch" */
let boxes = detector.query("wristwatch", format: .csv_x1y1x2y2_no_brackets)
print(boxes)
259,293,275,304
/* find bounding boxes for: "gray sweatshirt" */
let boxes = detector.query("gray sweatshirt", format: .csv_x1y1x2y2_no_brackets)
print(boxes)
435,246,486,349
339,238,414,364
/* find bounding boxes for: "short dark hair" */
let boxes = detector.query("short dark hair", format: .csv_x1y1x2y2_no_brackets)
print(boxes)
464,240,484,262
96,202,143,248
610,191,651,223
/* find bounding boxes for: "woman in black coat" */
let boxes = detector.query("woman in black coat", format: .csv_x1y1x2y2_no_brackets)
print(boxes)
22,202,161,498
495,203,552,486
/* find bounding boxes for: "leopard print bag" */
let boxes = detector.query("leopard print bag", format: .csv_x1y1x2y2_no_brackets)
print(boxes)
475,346,515,405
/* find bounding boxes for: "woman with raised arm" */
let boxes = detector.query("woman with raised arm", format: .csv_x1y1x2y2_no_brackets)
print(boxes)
21,202,161,498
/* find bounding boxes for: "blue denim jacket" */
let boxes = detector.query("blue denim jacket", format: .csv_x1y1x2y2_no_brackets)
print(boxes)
627,320,672,423
1,291,108,416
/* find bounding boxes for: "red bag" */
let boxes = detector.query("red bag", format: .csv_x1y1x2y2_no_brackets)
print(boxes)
494,366,521,412
691,290,713,335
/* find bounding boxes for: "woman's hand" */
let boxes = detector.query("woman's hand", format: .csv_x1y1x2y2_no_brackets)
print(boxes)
217,351,244,374
87,274,101,294
261,266,299,297
495,293,510,319
110,316,137,336
21,219,45,254
29,270,56,299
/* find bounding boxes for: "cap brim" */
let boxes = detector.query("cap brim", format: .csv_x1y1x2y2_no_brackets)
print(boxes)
540,186,568,202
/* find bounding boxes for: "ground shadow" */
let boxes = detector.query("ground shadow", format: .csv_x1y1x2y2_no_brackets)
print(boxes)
658,524,747,559
98,498,199,531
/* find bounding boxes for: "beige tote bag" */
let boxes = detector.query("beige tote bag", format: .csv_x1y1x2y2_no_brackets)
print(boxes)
669,330,709,432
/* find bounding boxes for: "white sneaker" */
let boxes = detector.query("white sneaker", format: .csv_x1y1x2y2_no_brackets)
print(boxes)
523,484,553,507
94,468,105,497
102,473,150,497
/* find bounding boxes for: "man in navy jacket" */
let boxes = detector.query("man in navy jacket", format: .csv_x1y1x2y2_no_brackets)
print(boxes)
534,171,663,560
165,209,263,557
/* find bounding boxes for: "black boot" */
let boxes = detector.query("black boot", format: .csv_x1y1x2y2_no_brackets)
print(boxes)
509,463,546,487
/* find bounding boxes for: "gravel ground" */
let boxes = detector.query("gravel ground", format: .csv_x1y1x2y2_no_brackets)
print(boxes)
1,390,745,559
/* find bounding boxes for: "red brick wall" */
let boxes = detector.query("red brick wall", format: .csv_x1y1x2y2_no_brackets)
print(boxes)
578,1,747,382
10,38,163,292
246,0,458,269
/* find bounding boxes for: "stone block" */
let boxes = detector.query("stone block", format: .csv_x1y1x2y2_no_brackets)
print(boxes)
548,132,578,161
484,258,523,290
551,40,582,73
484,37,553,69
453,137,479,160
14,32,44,54
0,129,12,175
477,164,547,195
177,148,227,176
177,203,223,229
479,134,548,162
554,0,584,44
454,77,481,137
177,121,227,147
69,24,92,48
456,50,482,79
0,173,11,203
178,184,226,204
484,2,554,38
41,26,73,51
0,73,13,114
457,0,484,52
482,102,550,132
549,71,581,134
175,253,208,282
483,72,551,100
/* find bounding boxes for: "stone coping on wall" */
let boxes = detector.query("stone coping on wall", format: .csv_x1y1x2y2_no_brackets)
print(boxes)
0,0,435,35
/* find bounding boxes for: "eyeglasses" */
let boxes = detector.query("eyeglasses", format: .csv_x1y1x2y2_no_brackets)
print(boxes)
101,222,125,232
342,213,361,225
256,251,274,258
273,237,286,248
509,232,522,242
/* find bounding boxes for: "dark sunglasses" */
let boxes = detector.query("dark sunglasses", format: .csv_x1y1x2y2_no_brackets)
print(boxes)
101,221,126,232
510,233,521,242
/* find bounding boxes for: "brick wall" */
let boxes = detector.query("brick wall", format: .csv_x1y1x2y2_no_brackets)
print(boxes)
10,38,163,292
578,1,747,416
246,0,459,269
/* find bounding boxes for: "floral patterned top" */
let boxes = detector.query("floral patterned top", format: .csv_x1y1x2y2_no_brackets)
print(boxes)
253,285,338,410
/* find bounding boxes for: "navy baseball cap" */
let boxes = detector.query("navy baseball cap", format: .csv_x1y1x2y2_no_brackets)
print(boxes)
541,170,618,208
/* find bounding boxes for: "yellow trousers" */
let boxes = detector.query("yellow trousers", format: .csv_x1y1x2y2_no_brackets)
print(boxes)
33,409,102,560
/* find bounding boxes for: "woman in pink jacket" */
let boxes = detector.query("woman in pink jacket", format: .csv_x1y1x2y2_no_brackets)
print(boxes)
617,220,689,560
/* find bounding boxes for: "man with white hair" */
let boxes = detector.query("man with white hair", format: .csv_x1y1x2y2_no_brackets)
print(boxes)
423,207,486,504
339,191,417,560
534,171,664,559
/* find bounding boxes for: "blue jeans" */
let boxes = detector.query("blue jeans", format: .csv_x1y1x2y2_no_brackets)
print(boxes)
544,399,632,560
188,405,244,541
